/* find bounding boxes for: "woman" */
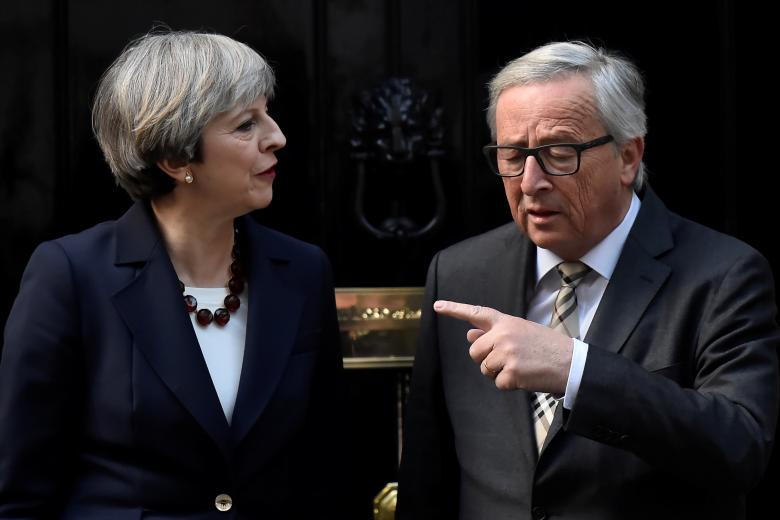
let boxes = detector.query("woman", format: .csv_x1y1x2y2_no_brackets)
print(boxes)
0,30,345,519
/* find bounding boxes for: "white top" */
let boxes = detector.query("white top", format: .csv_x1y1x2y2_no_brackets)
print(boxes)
526,192,641,408
185,284,248,424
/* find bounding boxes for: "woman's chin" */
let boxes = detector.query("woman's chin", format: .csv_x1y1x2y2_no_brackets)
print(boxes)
251,192,273,211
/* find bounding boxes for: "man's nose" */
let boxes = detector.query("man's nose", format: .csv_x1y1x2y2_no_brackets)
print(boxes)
520,156,551,195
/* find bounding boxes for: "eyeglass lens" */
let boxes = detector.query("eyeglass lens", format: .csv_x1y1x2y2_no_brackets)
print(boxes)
491,145,579,176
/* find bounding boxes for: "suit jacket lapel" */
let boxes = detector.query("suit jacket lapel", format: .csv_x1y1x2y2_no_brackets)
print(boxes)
111,202,231,456
584,188,673,353
545,188,673,449
489,228,540,463
490,225,537,319
230,218,304,444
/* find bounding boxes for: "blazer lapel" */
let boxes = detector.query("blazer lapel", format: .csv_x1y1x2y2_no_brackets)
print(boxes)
230,219,304,444
111,202,231,456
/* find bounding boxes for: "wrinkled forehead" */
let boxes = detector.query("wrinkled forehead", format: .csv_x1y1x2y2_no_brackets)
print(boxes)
495,76,600,142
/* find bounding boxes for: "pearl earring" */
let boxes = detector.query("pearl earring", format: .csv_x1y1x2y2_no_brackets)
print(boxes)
184,171,194,184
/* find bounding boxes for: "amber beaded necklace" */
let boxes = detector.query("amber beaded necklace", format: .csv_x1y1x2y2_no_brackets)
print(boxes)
179,233,246,327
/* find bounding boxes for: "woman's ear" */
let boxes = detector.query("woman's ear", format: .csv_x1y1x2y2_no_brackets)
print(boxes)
157,157,192,184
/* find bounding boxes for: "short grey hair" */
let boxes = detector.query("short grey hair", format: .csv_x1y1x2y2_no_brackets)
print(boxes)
487,41,647,191
92,30,276,200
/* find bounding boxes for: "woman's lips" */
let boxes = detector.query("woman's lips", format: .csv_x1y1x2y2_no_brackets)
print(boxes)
256,166,276,179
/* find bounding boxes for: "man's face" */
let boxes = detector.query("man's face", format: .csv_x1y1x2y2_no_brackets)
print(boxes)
495,75,641,260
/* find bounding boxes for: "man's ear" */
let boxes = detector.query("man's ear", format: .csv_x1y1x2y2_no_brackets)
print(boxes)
157,157,191,183
619,136,644,187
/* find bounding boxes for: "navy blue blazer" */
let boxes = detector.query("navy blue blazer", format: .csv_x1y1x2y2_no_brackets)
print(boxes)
0,201,346,519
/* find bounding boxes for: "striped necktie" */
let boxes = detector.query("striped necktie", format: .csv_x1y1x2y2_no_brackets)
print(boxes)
532,261,591,453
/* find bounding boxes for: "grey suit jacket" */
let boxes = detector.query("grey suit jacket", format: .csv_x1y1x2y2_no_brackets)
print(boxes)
397,188,780,520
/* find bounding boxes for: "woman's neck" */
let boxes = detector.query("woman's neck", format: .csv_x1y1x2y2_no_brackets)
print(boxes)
151,196,236,288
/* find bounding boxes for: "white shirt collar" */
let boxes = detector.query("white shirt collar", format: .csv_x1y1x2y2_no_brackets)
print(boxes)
535,191,641,283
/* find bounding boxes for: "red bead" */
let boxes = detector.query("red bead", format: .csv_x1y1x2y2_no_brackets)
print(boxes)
196,308,213,326
230,261,244,278
224,294,240,312
214,308,230,326
228,277,245,294
177,250,244,327
184,295,197,312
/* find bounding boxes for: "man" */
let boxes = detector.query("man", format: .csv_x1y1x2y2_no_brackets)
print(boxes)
396,41,780,520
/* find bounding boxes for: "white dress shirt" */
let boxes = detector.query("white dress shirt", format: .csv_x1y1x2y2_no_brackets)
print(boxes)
525,193,640,409
185,284,248,424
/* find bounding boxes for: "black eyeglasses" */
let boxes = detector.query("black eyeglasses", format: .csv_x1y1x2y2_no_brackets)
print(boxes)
482,135,614,177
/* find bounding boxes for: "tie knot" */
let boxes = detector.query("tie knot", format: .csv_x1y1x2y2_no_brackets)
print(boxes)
556,261,591,288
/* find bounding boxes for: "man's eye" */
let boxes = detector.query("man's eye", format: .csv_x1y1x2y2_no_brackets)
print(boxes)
548,147,575,159
497,149,522,161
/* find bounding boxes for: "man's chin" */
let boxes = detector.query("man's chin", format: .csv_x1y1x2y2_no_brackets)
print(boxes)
523,227,564,253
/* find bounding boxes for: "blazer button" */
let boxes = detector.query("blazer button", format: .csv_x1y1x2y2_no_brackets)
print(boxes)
532,506,548,520
215,494,233,512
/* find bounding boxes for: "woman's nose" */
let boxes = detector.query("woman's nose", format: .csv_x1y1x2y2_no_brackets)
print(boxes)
261,117,286,152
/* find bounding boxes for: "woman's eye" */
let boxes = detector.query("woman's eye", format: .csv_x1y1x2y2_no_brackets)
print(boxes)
236,120,256,132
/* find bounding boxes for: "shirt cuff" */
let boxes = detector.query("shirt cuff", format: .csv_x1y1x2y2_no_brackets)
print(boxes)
562,339,588,410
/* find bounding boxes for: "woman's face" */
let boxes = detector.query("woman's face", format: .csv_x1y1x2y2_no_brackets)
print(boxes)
188,96,286,217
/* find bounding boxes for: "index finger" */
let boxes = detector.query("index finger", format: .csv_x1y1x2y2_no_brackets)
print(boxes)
433,300,500,330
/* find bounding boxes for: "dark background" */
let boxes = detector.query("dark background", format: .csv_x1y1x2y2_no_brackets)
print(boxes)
1,0,775,518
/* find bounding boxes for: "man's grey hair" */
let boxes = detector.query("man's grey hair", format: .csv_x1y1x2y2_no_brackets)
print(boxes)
487,41,647,191
92,30,275,200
